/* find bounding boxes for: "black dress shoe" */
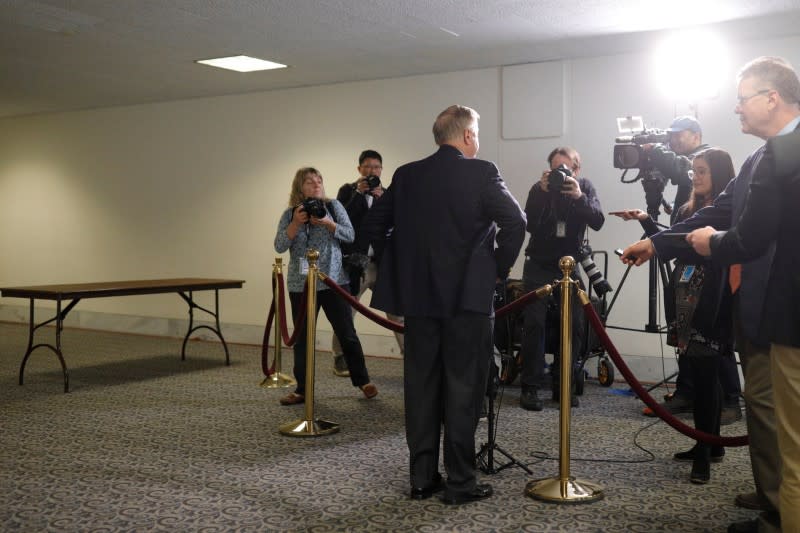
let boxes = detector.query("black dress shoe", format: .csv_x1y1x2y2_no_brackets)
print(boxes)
690,459,710,484
520,389,543,411
440,483,493,505
410,473,445,500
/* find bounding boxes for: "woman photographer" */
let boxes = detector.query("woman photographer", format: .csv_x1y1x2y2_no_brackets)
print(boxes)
614,148,736,484
274,167,377,405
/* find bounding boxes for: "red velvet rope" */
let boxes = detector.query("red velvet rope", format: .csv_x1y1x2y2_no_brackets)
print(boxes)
582,298,748,447
259,272,308,378
320,274,404,332
319,274,546,331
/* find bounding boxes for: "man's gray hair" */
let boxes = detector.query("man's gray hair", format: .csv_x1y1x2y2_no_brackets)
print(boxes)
433,105,480,145
738,56,800,105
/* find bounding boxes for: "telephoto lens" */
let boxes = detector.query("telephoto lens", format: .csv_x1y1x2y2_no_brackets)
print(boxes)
578,245,613,296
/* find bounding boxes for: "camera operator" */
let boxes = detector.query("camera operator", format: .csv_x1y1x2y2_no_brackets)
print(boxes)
644,116,709,224
519,147,604,411
331,150,404,377
625,117,742,424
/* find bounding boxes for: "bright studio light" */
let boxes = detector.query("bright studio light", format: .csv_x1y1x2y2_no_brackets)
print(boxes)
653,30,727,101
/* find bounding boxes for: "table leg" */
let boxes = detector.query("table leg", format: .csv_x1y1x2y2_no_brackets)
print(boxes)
178,290,231,365
18,298,71,392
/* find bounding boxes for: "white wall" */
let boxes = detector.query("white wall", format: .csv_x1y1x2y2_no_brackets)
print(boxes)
1,33,798,380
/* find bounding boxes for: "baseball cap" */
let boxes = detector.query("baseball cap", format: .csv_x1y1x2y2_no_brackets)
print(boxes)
666,115,702,134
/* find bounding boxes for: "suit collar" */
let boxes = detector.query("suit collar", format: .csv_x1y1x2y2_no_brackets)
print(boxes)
437,143,465,158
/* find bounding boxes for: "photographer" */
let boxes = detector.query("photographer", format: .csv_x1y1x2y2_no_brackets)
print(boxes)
274,167,377,405
519,147,604,411
332,150,404,377
645,116,709,224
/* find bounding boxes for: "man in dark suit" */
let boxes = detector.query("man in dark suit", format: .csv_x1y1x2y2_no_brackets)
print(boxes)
688,123,800,533
622,56,800,533
332,149,404,377
362,105,526,504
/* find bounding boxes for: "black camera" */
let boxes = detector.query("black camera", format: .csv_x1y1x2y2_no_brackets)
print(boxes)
547,163,572,192
300,198,327,219
365,174,381,191
577,244,613,297
613,129,669,170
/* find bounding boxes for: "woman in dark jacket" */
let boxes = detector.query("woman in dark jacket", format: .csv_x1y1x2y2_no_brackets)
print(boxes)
615,148,736,483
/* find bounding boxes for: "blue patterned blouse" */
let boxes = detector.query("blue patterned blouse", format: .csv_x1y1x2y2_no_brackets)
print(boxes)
274,199,354,292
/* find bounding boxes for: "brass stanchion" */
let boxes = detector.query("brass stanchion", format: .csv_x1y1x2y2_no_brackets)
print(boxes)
279,249,340,437
526,256,604,503
261,258,296,388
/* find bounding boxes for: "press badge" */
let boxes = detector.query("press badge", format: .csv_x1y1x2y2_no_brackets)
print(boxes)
556,221,566,238
679,265,695,283
299,257,309,275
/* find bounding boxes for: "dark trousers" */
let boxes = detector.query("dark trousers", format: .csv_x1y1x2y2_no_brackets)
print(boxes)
686,342,723,458
404,313,493,494
289,288,370,395
675,349,742,406
520,259,585,390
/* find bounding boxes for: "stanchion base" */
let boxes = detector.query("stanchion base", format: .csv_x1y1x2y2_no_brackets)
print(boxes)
260,373,296,388
279,418,340,437
525,476,604,504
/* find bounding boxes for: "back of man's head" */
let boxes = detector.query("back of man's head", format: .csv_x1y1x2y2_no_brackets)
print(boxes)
359,149,382,165
738,56,800,107
433,105,479,145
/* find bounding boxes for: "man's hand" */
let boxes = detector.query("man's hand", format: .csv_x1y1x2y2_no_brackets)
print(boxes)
355,177,370,194
620,239,655,266
561,176,582,200
539,170,551,192
687,226,716,257
370,186,384,198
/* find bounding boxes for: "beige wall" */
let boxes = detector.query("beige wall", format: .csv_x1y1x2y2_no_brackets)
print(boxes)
1,33,798,379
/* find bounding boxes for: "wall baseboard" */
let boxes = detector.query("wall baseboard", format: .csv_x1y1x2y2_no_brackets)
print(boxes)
0,304,678,383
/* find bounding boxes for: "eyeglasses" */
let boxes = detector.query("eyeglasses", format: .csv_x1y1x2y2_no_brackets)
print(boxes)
736,89,772,106
360,164,382,170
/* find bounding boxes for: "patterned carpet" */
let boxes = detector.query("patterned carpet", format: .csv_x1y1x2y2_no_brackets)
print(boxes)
0,322,760,532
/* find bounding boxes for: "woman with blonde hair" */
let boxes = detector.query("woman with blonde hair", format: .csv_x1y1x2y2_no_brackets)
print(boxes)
274,167,377,405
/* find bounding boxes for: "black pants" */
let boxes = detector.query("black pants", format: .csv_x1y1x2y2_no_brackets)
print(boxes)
520,259,585,391
404,313,493,495
289,288,370,395
686,342,723,458
675,348,741,406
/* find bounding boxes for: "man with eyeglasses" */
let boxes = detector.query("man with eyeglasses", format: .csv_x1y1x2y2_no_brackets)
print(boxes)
518,147,604,411
332,150,404,377
622,56,800,533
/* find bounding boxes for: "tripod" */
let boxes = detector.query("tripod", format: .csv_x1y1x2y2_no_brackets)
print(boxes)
605,171,677,391
476,360,533,475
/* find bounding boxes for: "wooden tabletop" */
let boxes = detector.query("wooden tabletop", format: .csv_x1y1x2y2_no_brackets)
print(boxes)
0,278,245,300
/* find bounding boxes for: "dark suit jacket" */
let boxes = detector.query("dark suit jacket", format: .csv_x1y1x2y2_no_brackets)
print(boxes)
651,145,775,346
362,144,526,318
336,182,371,256
710,127,800,348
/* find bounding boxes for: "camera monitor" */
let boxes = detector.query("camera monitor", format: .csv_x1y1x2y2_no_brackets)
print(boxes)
616,116,644,134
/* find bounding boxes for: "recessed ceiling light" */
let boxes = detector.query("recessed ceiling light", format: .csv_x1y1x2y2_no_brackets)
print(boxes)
195,55,287,73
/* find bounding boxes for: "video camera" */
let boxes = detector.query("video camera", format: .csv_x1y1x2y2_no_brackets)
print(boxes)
300,198,327,219
613,129,669,170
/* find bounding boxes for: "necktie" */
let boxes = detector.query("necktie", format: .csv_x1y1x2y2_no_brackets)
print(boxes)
729,264,741,294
